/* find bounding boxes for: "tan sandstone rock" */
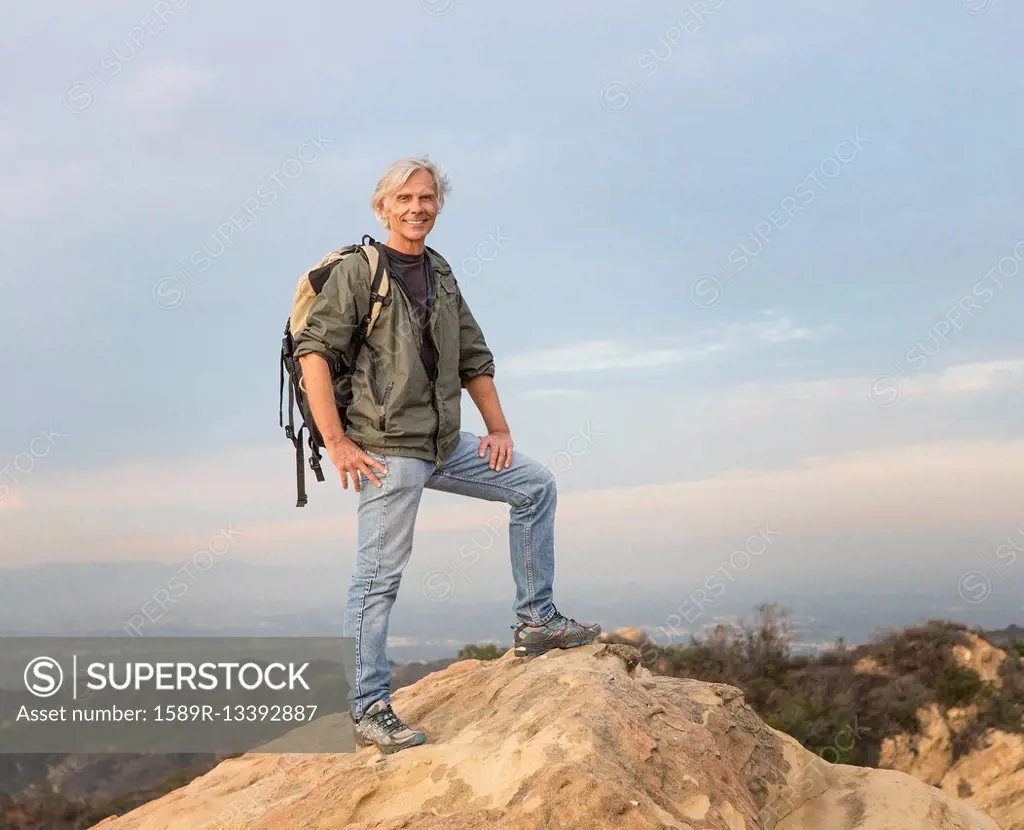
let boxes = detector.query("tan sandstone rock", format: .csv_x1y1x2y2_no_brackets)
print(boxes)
852,656,888,677
877,634,1023,829
953,633,1008,687
939,730,1024,830
879,703,957,786
95,645,1002,830
880,705,1024,830
598,626,649,647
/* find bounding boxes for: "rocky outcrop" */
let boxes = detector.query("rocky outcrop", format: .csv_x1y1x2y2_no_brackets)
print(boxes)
598,626,648,648
876,634,1023,830
952,634,1008,687
883,712,1024,830
880,703,971,787
940,730,1024,829
93,643,1001,829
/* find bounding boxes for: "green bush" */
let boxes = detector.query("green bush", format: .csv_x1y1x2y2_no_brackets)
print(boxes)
934,665,983,708
456,643,504,661
617,608,1024,769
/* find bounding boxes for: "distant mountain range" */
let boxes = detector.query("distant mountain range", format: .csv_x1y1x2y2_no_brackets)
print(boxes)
1,560,1021,660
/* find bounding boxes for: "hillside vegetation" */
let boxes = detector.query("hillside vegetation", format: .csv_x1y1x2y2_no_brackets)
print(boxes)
593,605,1024,767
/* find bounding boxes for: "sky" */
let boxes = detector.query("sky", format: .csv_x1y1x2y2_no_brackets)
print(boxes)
2,1,1024,621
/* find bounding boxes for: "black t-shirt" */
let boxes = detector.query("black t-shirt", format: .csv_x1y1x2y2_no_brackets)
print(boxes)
381,245,438,380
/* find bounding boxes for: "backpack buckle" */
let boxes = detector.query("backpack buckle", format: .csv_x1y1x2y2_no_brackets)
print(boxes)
309,452,326,482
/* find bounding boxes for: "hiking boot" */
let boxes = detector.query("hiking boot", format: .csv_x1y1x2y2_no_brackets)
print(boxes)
352,699,426,755
512,610,601,657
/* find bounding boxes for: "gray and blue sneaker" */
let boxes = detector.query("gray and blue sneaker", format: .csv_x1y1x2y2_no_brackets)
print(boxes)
512,610,601,657
352,699,426,755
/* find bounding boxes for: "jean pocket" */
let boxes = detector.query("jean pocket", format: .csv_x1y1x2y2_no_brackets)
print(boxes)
359,451,389,481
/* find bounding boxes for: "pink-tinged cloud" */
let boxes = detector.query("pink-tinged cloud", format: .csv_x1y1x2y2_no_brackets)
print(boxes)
7,438,1024,573
555,438,1024,540
0,489,24,510
72,497,511,563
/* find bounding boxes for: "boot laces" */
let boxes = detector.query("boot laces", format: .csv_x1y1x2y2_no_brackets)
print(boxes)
553,612,579,630
511,609,582,631
370,705,402,733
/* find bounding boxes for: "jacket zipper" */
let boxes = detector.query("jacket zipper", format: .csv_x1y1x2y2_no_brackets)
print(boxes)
425,261,442,466
364,343,381,396
430,380,440,466
378,381,393,431
386,260,444,465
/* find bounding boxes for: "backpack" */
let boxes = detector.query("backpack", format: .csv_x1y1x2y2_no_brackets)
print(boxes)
279,235,391,507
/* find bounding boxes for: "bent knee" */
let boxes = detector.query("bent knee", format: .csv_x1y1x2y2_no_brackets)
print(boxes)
536,465,556,492
518,462,556,507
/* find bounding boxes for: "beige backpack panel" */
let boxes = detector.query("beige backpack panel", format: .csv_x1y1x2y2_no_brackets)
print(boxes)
289,244,390,339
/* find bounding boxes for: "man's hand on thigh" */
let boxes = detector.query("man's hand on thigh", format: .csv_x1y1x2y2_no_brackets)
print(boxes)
477,430,514,471
325,437,387,491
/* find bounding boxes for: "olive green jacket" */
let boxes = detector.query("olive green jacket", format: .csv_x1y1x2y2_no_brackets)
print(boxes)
291,247,495,466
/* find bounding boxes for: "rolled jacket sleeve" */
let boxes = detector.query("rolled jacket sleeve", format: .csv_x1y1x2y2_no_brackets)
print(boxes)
457,292,495,385
291,256,368,373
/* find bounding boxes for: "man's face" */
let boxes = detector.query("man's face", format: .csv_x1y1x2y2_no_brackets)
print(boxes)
385,169,438,243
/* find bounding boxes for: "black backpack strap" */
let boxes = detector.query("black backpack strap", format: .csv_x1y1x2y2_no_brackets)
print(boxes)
350,240,390,368
283,348,308,507
308,433,325,482
282,320,320,507
294,429,308,507
282,236,386,508
279,346,286,429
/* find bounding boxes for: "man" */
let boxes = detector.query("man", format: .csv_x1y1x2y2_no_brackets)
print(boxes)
292,157,600,755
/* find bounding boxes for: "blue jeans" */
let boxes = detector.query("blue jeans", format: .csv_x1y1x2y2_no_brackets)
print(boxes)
343,430,559,720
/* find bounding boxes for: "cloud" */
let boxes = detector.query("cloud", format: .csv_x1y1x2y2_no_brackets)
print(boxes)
7,354,1024,569
923,359,1024,396
729,316,825,345
7,356,1019,505
8,445,298,513
9,436,1023,586
103,500,513,562
677,357,1024,428
504,314,825,378
549,437,1024,578
505,341,688,376
0,491,24,511
8,357,1018,516
0,442,522,565
115,61,213,118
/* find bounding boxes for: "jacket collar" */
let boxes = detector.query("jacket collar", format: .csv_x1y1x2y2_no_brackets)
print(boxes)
424,246,454,277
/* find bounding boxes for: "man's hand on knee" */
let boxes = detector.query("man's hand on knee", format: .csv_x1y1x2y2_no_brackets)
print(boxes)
478,430,514,471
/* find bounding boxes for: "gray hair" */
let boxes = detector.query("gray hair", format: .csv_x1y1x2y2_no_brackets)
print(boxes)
370,156,450,229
